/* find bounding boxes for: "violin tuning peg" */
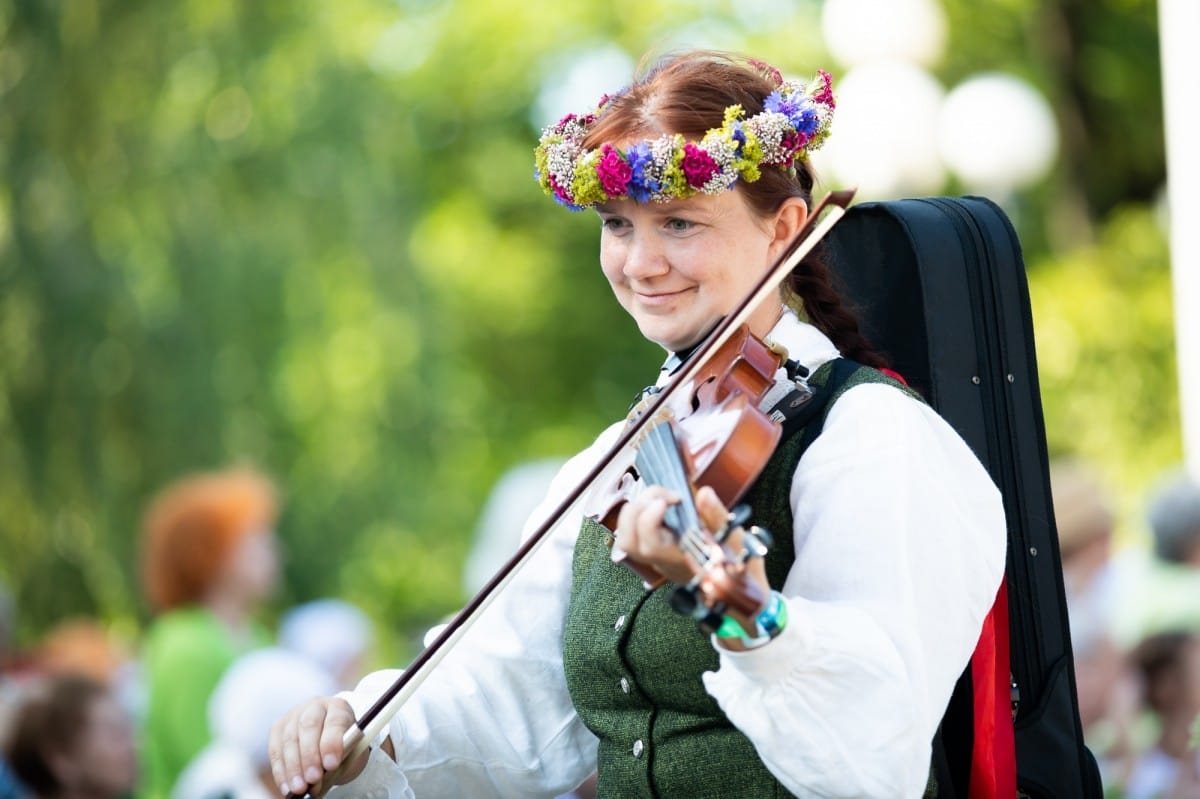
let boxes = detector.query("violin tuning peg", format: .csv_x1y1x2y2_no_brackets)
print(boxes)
738,525,772,563
749,524,773,549
669,585,727,636
785,357,810,381
714,503,753,543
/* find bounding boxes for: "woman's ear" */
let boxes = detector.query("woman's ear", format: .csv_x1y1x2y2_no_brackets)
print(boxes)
768,197,809,259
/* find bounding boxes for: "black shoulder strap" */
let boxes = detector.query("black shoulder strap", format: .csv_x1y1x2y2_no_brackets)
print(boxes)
784,358,861,449
772,357,923,451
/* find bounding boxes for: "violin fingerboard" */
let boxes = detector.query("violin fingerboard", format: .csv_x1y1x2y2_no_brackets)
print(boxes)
635,422,701,538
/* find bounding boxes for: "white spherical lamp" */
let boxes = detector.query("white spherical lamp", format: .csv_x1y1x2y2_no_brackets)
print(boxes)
810,61,947,198
937,73,1060,194
821,0,948,68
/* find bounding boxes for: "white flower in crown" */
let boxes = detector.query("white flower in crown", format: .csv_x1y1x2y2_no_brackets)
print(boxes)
534,70,836,210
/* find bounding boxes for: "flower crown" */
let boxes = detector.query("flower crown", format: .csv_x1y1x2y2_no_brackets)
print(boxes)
534,69,836,211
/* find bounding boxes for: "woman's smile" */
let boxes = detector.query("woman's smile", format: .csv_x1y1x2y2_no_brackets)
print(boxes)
596,190,799,352
633,286,695,307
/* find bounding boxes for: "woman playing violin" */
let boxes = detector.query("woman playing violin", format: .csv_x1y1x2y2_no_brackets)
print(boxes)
268,49,1007,799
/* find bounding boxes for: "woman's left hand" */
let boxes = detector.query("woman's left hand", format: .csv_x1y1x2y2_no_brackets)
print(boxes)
612,485,770,616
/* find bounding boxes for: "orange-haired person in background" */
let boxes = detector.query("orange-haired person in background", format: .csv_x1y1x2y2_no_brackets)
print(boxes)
137,467,280,799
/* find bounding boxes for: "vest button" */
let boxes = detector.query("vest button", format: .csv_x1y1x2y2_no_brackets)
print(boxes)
619,677,630,694
614,614,626,631
632,739,644,758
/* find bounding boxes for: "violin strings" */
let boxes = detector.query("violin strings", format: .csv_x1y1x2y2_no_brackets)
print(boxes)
636,423,711,565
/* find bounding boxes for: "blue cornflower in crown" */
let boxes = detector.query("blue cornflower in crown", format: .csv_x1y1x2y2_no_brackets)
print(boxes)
534,70,836,211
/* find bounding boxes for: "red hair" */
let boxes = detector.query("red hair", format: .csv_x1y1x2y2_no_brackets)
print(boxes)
31,618,125,684
139,467,277,611
585,50,889,370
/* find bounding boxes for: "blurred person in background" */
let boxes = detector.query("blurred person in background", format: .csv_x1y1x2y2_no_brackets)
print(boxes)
0,582,29,799
1147,469,1200,572
278,599,374,691
4,616,138,799
1122,631,1200,799
2,674,138,799
1050,458,1139,781
29,620,126,688
1163,737,1200,799
0,582,14,673
171,648,335,799
1118,469,1200,644
137,467,281,799
0,739,23,799
28,619,143,725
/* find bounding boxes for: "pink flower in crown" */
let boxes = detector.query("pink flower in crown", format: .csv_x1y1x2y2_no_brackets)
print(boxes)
681,142,719,188
549,174,572,204
749,58,784,87
812,70,835,109
596,144,633,197
780,129,811,162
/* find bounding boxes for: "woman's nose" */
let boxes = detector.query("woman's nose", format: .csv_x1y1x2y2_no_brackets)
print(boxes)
622,232,669,279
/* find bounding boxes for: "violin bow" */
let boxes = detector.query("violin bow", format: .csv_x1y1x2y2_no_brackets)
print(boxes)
300,187,856,795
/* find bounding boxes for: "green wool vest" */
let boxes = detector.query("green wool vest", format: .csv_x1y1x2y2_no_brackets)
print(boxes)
563,361,914,799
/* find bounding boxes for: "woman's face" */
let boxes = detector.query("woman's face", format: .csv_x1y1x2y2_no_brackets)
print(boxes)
596,189,804,353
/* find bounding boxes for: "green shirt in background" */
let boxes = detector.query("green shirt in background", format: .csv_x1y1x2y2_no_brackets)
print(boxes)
138,607,269,799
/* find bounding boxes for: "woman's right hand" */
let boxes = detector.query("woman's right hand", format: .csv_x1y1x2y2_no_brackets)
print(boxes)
268,697,370,796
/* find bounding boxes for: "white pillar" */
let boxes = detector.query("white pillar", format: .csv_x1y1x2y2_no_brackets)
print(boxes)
1159,0,1200,480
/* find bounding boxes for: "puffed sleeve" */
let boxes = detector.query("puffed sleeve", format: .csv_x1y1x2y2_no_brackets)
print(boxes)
324,740,415,799
322,428,628,798
702,383,1007,798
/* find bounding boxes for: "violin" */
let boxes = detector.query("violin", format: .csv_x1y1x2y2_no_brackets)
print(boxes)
588,324,785,627
293,188,855,796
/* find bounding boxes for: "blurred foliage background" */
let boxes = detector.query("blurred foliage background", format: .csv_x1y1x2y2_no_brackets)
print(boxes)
0,0,1177,654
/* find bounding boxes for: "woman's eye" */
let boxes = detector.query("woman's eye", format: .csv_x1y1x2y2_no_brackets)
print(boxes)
666,218,695,232
601,217,629,232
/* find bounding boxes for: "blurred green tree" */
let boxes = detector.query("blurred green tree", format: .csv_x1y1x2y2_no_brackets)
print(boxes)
0,0,1175,650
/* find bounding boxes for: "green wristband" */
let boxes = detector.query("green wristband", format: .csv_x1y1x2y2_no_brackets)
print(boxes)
759,590,789,638
714,614,751,639
714,591,788,646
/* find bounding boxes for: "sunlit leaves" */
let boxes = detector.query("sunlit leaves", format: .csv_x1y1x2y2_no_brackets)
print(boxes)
1030,206,1179,537
0,0,1176,648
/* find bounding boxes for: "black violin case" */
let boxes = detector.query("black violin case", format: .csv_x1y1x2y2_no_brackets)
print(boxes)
825,196,1103,798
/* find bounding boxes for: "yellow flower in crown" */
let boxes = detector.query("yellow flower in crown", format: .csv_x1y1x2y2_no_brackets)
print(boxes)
534,70,836,211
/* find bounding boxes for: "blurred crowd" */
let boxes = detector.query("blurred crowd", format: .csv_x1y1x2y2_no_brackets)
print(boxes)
1052,460,1200,798
0,467,377,799
3,459,1200,798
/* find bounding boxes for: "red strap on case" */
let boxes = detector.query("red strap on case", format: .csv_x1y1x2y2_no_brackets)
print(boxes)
969,577,1017,799
882,365,1015,796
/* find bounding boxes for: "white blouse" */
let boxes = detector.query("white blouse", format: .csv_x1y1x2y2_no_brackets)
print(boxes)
329,311,1008,799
